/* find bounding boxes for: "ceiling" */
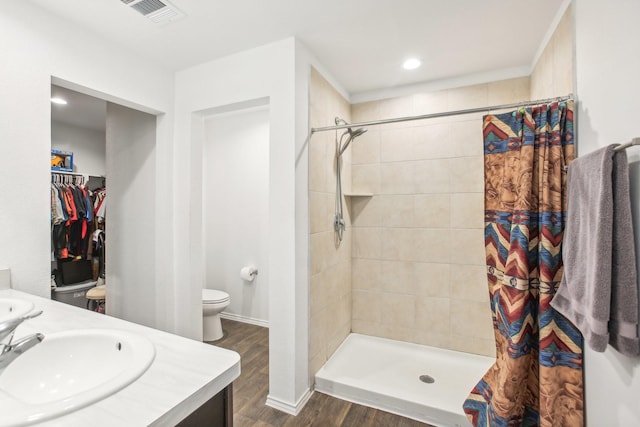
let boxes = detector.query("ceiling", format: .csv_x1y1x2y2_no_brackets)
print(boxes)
33,0,566,97
51,86,107,133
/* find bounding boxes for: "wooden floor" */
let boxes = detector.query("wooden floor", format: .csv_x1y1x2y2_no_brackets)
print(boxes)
212,318,432,427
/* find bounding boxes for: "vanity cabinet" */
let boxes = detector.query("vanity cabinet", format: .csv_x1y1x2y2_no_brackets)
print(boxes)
176,384,233,427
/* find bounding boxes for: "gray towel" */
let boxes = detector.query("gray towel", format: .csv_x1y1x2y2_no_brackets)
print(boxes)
551,144,640,357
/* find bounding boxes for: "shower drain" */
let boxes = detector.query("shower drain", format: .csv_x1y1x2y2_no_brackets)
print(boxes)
419,374,435,384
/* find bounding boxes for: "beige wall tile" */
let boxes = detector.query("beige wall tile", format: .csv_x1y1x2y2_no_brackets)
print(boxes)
413,90,448,115
309,306,327,358
449,119,483,158
309,191,329,234
385,326,416,344
414,159,451,194
450,299,494,340
351,100,381,122
412,329,452,349
325,193,336,233
323,265,342,307
352,227,382,259
380,127,417,162
488,77,531,106
450,335,496,358
351,129,380,165
414,194,451,228
530,44,554,100
310,100,328,129
340,157,352,196
309,350,327,381
312,231,342,273
450,193,484,229
384,293,416,328
338,226,352,256
415,296,451,335
552,8,573,96
352,258,382,291
325,293,345,333
351,319,383,336
413,123,455,160
449,156,484,193
380,260,415,294
380,162,416,194
310,271,328,318
413,228,451,263
379,195,414,227
350,195,381,227
352,163,381,194
450,228,485,266
450,265,488,303
352,290,382,323
309,132,329,192
448,83,489,111
327,321,350,357
309,68,354,373
309,232,324,276
379,96,414,129
381,228,416,261
337,260,352,297
414,263,450,297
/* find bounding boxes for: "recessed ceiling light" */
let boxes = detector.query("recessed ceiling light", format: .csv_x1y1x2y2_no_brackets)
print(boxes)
51,97,68,105
403,58,422,70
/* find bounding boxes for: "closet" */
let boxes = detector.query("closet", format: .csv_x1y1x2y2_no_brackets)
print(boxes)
49,82,158,326
50,85,107,309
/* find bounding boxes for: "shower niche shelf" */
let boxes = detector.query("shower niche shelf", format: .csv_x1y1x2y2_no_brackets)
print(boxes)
343,192,373,197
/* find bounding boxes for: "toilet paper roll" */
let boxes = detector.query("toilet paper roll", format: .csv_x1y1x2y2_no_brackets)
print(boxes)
240,266,258,282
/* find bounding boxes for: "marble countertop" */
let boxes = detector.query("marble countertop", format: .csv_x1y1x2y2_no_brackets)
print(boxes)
0,289,240,426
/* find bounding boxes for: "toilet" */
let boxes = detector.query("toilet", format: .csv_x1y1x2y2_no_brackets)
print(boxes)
202,289,231,341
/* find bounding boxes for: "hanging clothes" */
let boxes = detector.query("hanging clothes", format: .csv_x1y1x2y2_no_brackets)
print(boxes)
50,174,96,260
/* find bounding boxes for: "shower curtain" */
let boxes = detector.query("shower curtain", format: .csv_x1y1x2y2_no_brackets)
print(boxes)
463,101,583,427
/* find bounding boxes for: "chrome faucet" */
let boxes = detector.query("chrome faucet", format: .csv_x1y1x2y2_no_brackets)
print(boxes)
0,311,44,370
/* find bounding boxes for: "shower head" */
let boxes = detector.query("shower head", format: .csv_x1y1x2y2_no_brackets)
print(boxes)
338,127,367,156
348,127,367,138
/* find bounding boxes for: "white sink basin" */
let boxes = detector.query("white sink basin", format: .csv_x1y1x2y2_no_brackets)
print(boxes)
0,299,34,323
0,329,155,426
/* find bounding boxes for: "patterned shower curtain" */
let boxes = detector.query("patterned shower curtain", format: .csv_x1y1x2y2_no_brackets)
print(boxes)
463,101,584,427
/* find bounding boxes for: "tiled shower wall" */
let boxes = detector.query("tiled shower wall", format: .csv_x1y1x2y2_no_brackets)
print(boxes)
530,5,573,100
349,78,530,357
308,69,352,379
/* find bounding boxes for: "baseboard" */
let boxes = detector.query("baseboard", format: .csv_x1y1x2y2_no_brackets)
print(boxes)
265,388,313,416
220,312,269,328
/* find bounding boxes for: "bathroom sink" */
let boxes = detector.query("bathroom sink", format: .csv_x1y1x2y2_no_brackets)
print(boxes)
0,329,155,426
0,299,34,323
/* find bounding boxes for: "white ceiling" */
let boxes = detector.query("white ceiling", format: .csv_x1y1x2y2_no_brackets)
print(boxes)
51,85,107,133
32,0,566,97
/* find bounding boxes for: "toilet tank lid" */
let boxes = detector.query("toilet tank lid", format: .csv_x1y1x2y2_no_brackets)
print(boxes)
202,289,230,303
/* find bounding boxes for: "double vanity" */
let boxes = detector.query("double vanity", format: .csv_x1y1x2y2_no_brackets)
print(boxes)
0,289,240,426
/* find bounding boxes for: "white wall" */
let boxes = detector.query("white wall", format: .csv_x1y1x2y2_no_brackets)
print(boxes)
174,37,310,413
574,1,640,425
203,107,270,324
0,2,179,334
51,121,106,176
105,103,157,328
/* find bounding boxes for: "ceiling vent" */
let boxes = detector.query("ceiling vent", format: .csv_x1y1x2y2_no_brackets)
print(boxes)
120,0,185,25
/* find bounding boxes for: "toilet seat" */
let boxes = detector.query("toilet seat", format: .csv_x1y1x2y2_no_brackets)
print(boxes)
202,289,230,304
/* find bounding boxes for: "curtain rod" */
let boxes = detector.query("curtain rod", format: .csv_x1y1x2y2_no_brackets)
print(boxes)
310,94,573,134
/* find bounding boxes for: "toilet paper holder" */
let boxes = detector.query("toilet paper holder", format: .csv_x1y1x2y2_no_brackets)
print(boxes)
240,266,259,281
